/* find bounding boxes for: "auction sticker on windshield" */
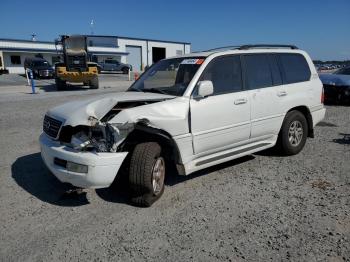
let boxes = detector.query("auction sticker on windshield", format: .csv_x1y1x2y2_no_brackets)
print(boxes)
181,59,205,65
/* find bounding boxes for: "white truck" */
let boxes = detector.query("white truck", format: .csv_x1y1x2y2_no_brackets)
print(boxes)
40,44,325,206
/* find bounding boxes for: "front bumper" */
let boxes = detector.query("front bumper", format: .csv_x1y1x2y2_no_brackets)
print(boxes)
56,66,98,82
39,133,128,189
38,70,54,78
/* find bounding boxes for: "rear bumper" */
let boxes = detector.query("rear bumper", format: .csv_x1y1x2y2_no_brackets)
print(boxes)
311,106,326,127
39,133,128,189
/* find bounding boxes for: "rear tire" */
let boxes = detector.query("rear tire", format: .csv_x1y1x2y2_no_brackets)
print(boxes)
276,110,308,156
89,76,99,89
122,67,129,74
55,78,66,91
129,142,165,207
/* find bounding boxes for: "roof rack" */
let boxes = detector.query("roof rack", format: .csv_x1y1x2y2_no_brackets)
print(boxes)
200,44,299,53
238,44,298,50
204,45,241,52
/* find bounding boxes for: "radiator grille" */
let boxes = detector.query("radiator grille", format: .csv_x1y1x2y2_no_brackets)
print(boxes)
43,115,62,138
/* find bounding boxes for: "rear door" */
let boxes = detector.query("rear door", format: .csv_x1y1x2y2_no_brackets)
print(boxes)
277,53,312,112
190,55,251,155
242,54,285,139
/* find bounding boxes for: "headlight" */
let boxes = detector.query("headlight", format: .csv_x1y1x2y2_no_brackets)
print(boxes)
66,161,88,173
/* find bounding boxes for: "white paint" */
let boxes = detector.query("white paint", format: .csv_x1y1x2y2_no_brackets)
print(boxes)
40,47,325,189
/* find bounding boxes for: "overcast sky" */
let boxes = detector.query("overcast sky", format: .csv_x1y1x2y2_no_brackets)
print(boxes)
1,0,349,61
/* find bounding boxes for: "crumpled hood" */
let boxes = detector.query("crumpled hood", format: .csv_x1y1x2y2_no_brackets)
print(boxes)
319,73,350,86
47,92,175,126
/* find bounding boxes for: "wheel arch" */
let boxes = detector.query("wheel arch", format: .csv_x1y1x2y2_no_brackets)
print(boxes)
121,123,184,174
286,105,314,138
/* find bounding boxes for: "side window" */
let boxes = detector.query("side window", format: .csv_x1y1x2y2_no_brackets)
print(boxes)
10,55,21,65
268,54,283,85
199,56,242,95
278,54,311,84
243,54,273,89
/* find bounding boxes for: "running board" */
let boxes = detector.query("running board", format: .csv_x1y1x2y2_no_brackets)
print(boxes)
195,143,271,166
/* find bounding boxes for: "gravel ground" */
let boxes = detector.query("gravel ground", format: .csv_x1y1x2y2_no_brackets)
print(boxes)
0,87,349,261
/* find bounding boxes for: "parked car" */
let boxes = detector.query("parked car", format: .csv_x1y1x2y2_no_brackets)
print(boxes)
319,67,350,104
97,59,132,74
40,45,325,207
24,57,54,79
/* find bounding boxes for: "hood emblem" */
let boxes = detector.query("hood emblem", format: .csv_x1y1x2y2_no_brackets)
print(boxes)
44,120,51,129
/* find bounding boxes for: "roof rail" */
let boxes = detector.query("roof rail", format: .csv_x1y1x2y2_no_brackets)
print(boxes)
199,44,299,53
204,45,241,52
238,44,298,50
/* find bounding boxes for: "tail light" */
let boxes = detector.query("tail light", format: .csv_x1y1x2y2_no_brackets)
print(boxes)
321,87,325,104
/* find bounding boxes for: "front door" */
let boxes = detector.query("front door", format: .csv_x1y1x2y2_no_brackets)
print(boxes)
190,55,251,155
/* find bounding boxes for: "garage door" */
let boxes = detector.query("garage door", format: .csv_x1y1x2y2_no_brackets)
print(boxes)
126,46,142,72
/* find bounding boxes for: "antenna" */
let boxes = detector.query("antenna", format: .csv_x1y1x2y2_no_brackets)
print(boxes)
31,33,36,41
90,19,94,35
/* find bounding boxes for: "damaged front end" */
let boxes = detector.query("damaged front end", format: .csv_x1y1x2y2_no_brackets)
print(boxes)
50,100,162,153
59,121,134,153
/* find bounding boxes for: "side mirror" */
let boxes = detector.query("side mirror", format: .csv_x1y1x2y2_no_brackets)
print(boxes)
194,80,214,99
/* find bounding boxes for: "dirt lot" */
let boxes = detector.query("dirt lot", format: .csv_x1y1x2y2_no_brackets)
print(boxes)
0,82,349,261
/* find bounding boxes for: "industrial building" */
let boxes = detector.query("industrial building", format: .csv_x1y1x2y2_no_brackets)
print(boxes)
0,35,191,74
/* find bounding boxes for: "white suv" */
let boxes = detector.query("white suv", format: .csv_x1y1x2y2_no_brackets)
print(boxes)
40,44,326,206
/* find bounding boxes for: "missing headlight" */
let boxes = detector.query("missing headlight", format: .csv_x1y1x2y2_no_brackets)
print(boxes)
68,123,134,153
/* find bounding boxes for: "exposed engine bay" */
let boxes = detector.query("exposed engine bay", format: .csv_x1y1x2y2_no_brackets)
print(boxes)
56,101,159,153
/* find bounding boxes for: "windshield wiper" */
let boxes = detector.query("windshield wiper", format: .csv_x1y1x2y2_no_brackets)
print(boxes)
146,88,168,94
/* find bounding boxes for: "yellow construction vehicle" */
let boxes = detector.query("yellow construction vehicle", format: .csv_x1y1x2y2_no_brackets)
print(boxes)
55,35,99,90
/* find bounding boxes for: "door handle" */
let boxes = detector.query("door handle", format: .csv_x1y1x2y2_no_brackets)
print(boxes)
277,90,288,97
234,98,247,105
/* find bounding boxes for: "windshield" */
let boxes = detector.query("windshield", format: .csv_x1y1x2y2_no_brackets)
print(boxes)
128,57,205,96
64,37,86,51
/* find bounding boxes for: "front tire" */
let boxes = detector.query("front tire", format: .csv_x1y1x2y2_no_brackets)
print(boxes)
129,142,165,207
122,67,129,74
276,110,308,155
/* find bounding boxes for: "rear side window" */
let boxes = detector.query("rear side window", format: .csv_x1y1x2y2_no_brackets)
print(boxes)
199,55,242,95
268,54,283,86
278,54,311,84
243,54,272,89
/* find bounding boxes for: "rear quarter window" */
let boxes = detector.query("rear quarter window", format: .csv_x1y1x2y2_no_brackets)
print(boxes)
278,53,311,84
